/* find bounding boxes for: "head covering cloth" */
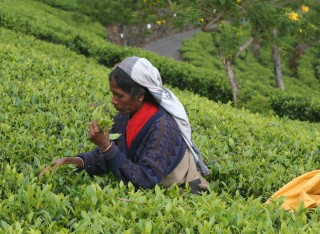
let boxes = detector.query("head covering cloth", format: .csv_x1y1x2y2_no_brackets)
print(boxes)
117,56,210,176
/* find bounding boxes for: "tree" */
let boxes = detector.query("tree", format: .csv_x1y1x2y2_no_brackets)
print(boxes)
247,1,314,91
142,0,253,106
141,0,316,105
78,0,318,102
288,0,320,77
77,0,141,26
144,0,252,106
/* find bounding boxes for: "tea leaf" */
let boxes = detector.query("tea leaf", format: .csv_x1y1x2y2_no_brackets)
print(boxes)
109,133,121,140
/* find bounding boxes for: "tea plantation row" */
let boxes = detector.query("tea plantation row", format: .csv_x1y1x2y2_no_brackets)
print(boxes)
4,0,320,123
1,0,320,122
1,27,320,232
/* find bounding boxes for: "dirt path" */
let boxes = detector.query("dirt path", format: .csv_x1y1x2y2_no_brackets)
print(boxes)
143,28,200,61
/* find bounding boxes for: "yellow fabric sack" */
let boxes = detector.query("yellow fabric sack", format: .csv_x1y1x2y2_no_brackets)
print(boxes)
266,170,320,211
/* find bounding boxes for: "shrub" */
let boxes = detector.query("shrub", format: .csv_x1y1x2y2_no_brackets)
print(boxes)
1,25,320,232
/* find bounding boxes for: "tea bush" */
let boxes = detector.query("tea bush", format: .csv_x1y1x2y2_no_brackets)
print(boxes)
296,44,320,88
0,0,232,103
1,27,320,232
2,0,319,122
35,0,80,11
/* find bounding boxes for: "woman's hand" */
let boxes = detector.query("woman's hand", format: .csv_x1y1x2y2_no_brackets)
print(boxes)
88,121,111,151
39,157,84,178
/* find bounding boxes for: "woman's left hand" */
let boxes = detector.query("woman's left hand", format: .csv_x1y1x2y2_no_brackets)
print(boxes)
88,121,111,151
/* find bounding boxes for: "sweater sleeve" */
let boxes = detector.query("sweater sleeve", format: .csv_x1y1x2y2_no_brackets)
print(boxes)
101,115,187,189
76,147,110,176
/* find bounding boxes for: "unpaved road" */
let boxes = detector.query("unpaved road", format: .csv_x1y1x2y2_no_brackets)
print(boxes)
143,28,200,61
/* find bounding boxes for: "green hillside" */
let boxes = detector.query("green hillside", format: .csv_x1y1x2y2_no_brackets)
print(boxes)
2,0,318,122
1,1,320,232
180,32,320,118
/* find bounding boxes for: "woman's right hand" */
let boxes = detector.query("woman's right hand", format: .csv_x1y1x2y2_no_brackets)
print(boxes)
38,157,84,179
88,121,111,151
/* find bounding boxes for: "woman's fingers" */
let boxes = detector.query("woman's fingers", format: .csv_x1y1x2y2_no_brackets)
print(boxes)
52,158,67,170
38,165,51,179
89,121,100,134
88,121,100,139
38,158,68,179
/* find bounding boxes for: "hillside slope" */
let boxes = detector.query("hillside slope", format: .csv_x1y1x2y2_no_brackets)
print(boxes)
1,1,320,232
180,32,320,119
1,26,320,232
1,0,319,122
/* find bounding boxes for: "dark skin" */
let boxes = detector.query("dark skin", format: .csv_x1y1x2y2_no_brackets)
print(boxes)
39,77,145,178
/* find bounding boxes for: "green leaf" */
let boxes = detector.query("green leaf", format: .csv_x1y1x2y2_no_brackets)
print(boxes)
109,133,121,140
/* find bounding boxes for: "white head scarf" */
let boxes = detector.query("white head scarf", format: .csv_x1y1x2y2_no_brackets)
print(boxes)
117,56,209,176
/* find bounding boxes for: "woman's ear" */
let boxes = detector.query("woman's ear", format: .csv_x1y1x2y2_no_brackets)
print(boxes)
138,89,145,102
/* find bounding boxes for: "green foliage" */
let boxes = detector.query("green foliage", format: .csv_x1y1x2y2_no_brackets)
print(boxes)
146,55,232,103
77,0,140,26
241,92,275,116
2,1,320,232
145,0,320,122
34,0,80,11
0,0,105,39
0,0,232,103
181,31,320,122
11,0,319,123
180,32,223,70
246,1,304,40
0,0,123,65
92,102,121,140
213,22,252,59
91,103,116,134
296,44,320,87
2,27,320,232
271,94,320,122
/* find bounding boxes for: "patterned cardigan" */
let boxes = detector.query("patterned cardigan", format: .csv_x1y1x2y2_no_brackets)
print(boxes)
77,106,187,189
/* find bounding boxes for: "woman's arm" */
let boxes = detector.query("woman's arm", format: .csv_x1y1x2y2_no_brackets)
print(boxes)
102,115,187,189
39,118,117,178
39,156,84,178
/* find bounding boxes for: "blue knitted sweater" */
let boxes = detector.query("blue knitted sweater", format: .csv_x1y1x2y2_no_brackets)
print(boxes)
78,107,187,189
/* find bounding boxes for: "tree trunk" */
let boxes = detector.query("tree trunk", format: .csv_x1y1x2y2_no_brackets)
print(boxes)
222,57,238,107
271,29,284,90
105,23,122,46
235,36,254,59
122,25,127,47
272,43,284,90
288,43,309,76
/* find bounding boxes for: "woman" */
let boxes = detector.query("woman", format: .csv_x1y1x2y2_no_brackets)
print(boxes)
40,56,209,193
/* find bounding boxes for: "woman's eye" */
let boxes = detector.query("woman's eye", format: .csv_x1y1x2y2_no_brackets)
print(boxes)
112,92,122,98
116,94,123,98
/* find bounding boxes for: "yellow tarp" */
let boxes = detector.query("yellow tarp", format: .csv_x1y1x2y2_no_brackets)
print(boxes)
266,170,320,211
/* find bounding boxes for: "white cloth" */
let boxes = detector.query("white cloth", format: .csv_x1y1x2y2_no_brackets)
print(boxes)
117,56,209,176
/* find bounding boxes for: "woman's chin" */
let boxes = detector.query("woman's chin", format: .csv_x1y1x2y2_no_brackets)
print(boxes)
117,109,127,114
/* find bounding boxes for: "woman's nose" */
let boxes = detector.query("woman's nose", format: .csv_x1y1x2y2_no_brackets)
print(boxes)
111,97,118,105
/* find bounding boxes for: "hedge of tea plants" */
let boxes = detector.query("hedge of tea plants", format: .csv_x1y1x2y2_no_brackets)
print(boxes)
2,0,320,122
0,0,234,103
296,44,320,88
1,27,320,232
35,0,80,11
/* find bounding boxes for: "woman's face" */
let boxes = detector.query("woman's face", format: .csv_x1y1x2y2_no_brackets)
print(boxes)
109,78,143,115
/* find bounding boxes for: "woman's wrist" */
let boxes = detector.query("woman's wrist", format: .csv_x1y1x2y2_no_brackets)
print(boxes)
100,142,113,153
74,157,85,169
64,157,84,169
98,139,111,150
